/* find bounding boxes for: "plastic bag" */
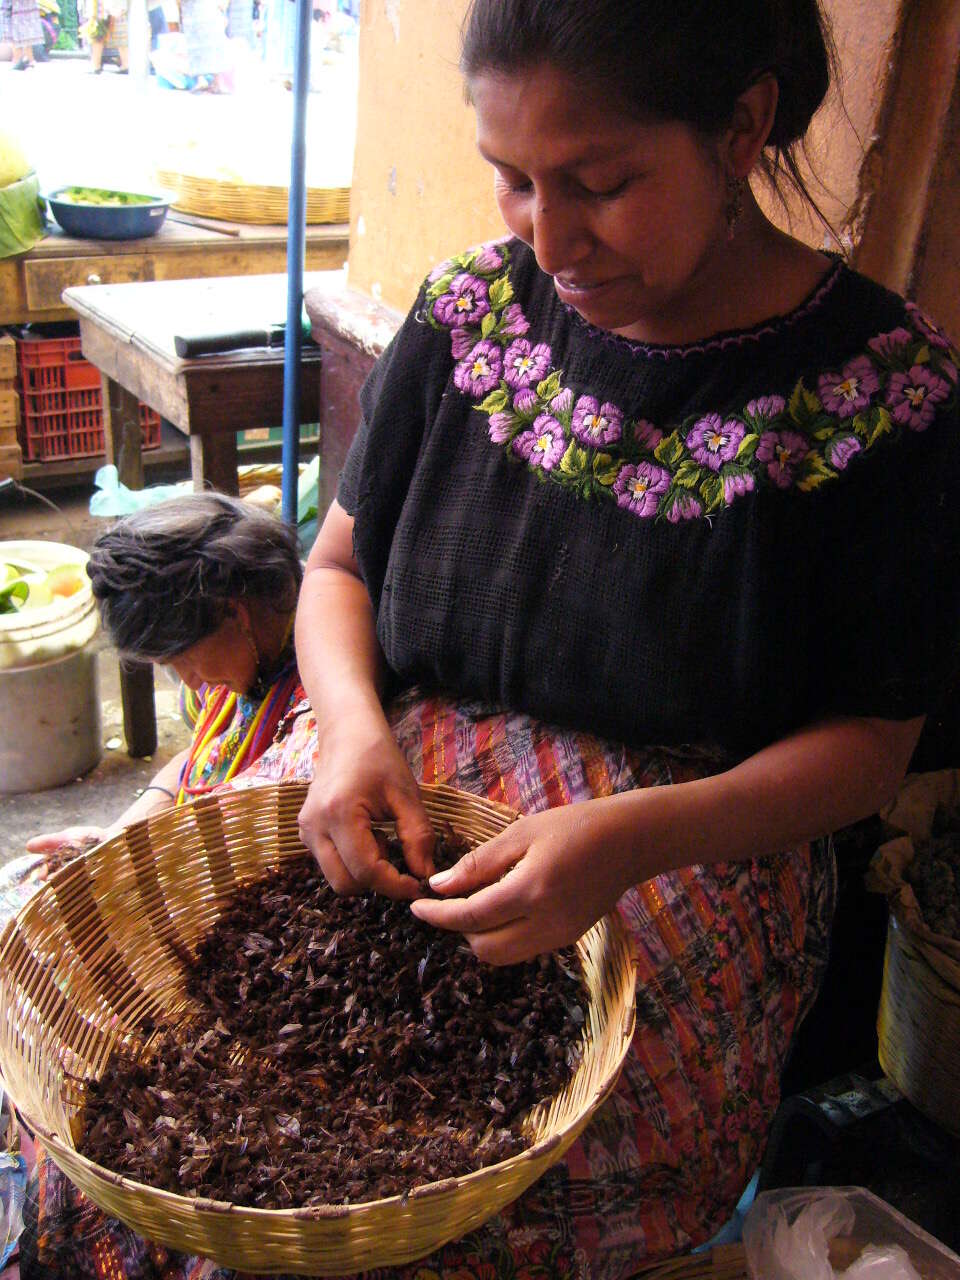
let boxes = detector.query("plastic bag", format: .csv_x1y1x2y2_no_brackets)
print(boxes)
89,464,190,517
743,1189,923,1280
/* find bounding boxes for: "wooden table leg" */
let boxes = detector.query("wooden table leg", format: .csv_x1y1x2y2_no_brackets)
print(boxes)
101,372,158,758
190,432,240,495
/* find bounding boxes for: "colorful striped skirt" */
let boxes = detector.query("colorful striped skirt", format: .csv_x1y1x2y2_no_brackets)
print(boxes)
19,688,835,1280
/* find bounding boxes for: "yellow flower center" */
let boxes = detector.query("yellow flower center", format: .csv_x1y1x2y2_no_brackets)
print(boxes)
836,376,859,400
906,385,926,407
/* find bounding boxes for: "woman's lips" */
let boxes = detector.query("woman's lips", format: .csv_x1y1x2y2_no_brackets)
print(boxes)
553,276,615,305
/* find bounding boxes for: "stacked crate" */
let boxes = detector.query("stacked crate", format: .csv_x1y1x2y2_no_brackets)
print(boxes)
0,333,22,480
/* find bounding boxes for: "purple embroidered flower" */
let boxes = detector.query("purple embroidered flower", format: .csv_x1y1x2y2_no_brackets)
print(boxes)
550,387,574,415
826,435,862,470
511,414,566,471
867,327,914,360
453,340,503,396
886,365,952,430
745,395,785,420
906,302,951,350
500,303,530,338
503,339,552,389
818,356,880,418
513,387,538,414
665,493,703,523
722,470,756,504
756,429,809,488
488,412,514,443
433,273,490,328
685,414,745,471
634,419,663,451
571,396,623,448
944,359,958,385
613,462,671,518
450,328,475,360
471,242,505,273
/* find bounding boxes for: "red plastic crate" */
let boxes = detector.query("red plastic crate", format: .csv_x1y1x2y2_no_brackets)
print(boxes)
16,332,161,462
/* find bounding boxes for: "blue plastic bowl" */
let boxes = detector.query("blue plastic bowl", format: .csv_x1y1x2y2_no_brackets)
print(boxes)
44,187,171,241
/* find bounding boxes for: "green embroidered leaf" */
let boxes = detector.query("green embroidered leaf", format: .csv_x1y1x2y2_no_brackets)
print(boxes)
699,473,724,512
488,276,515,310
592,452,620,486
480,311,498,339
813,424,835,441
654,431,684,467
864,406,893,450
674,459,702,489
425,272,457,304
796,451,833,492
478,387,509,415
851,411,870,439
536,371,563,400
559,442,588,477
735,432,759,460
914,343,931,365
787,380,821,426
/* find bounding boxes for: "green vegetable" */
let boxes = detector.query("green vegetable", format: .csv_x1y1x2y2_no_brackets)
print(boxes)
0,578,28,614
0,172,45,260
54,186,160,207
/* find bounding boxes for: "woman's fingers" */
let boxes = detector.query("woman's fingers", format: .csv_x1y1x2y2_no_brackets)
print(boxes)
387,783,436,880
427,828,522,895
411,874,524,936
25,827,105,853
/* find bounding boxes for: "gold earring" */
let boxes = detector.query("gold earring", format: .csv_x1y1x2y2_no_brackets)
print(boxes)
725,175,747,240
235,611,260,669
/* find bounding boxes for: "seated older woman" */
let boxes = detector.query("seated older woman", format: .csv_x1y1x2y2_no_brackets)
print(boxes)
12,492,308,882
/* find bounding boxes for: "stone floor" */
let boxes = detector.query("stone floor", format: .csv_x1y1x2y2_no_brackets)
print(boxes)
0,479,192,866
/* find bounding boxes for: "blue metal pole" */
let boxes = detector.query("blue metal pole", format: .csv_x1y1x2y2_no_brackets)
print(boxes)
281,0,312,525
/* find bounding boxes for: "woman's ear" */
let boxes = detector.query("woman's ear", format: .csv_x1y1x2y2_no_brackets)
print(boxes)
725,72,780,177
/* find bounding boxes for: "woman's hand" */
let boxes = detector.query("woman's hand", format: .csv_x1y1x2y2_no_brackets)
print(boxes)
25,825,107,854
298,710,436,900
411,801,634,965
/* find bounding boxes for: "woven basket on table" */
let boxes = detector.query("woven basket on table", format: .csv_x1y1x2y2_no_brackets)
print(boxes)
155,169,350,225
0,781,637,1276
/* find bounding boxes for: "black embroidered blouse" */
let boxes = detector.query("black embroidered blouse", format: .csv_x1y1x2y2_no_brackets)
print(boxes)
338,238,960,758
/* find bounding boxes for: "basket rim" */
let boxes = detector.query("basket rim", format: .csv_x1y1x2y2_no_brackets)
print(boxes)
2,780,638,1228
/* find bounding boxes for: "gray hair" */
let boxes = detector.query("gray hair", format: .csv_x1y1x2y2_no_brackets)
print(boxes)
86,494,303,660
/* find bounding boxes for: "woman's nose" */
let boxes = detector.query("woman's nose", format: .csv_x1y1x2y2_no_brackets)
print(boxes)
530,193,591,277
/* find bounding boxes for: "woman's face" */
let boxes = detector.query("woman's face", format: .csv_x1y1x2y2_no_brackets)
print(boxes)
165,613,257,695
470,64,732,344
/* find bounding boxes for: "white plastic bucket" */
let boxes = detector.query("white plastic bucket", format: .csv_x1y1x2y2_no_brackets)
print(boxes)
0,540,102,793
0,540,98,670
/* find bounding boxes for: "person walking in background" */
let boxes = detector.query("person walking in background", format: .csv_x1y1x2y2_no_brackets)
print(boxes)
1,0,44,69
180,0,230,91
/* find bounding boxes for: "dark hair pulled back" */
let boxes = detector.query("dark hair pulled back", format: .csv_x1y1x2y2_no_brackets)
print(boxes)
461,0,837,214
86,493,303,661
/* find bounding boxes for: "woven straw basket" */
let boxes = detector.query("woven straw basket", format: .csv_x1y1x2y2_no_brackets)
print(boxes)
877,911,960,1136
0,781,637,1275
155,169,350,225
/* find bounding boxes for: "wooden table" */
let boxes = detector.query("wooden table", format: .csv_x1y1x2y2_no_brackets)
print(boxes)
63,272,338,494
60,270,343,757
0,213,349,326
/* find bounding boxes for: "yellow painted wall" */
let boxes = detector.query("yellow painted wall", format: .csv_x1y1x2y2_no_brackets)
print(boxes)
346,0,502,311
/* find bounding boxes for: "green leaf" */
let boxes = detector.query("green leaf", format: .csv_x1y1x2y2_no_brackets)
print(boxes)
488,276,515,310
0,579,28,614
480,311,498,338
425,272,457,304
913,343,931,365
536,371,562,400
674,459,702,489
653,431,684,467
560,442,588,477
592,452,620,486
478,387,509,415
787,379,821,426
864,406,893,450
699,473,723,511
735,432,759,459
796,451,834,492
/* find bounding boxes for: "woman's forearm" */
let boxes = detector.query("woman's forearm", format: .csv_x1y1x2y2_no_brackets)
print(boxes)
600,714,924,884
295,562,388,735
104,749,190,837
